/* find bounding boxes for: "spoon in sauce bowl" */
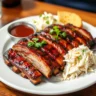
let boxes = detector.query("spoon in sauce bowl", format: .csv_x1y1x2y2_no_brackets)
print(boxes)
8,22,36,43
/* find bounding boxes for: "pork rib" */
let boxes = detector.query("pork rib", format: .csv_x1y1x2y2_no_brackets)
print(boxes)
4,49,42,84
65,23,93,41
12,44,53,78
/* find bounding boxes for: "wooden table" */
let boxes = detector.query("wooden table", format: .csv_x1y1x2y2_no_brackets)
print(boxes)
0,1,96,96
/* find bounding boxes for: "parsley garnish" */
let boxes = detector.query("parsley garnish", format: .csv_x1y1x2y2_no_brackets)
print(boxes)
50,29,54,34
41,40,47,45
46,20,49,24
61,32,67,38
34,42,42,48
28,42,34,47
53,35,59,40
78,55,82,60
53,26,58,30
49,26,67,40
32,38,39,42
43,16,49,19
27,38,47,48
82,49,86,53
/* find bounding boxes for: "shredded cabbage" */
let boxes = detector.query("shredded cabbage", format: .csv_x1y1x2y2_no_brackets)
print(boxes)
63,45,96,80
32,12,59,31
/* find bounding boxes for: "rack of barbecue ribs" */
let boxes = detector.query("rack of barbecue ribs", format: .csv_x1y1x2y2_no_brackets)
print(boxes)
3,23,94,85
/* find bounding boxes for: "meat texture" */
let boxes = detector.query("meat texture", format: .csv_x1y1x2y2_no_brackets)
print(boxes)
4,49,42,84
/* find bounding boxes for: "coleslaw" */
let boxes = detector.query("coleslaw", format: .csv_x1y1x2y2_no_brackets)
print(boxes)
32,12,59,31
63,45,96,80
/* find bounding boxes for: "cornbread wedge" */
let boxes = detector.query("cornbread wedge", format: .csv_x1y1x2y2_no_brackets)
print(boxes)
57,11,82,27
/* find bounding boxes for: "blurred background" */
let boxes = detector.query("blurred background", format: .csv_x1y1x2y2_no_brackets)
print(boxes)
0,0,96,13
0,0,96,28
39,0,96,13
1,0,96,13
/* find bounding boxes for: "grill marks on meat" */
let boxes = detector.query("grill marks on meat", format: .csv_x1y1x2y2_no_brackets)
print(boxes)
43,25,79,48
37,35,64,70
3,49,42,84
12,44,52,78
44,24,93,48
64,23,93,41
62,28,86,46
62,25,87,45
59,39,73,50
18,36,61,75
4,24,93,85
41,45,64,70
40,32,68,52
41,31,73,51
38,35,66,55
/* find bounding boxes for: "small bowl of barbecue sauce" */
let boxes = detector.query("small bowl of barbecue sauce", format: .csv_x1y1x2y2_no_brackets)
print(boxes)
8,22,36,43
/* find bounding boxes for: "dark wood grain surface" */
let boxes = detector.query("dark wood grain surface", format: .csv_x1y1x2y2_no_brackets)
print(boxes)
0,1,96,96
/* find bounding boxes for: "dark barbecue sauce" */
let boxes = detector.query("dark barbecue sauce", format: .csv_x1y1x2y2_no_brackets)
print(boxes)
10,25,34,37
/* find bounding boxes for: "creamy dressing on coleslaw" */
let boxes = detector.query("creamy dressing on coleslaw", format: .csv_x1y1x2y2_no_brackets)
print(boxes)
63,45,96,80
32,12,59,31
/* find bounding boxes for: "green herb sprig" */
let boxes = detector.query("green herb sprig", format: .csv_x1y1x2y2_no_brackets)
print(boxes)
78,55,82,60
82,49,86,53
27,38,47,48
46,20,49,24
49,26,67,40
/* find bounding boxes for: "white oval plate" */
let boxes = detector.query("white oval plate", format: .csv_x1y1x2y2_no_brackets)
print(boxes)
0,16,96,95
